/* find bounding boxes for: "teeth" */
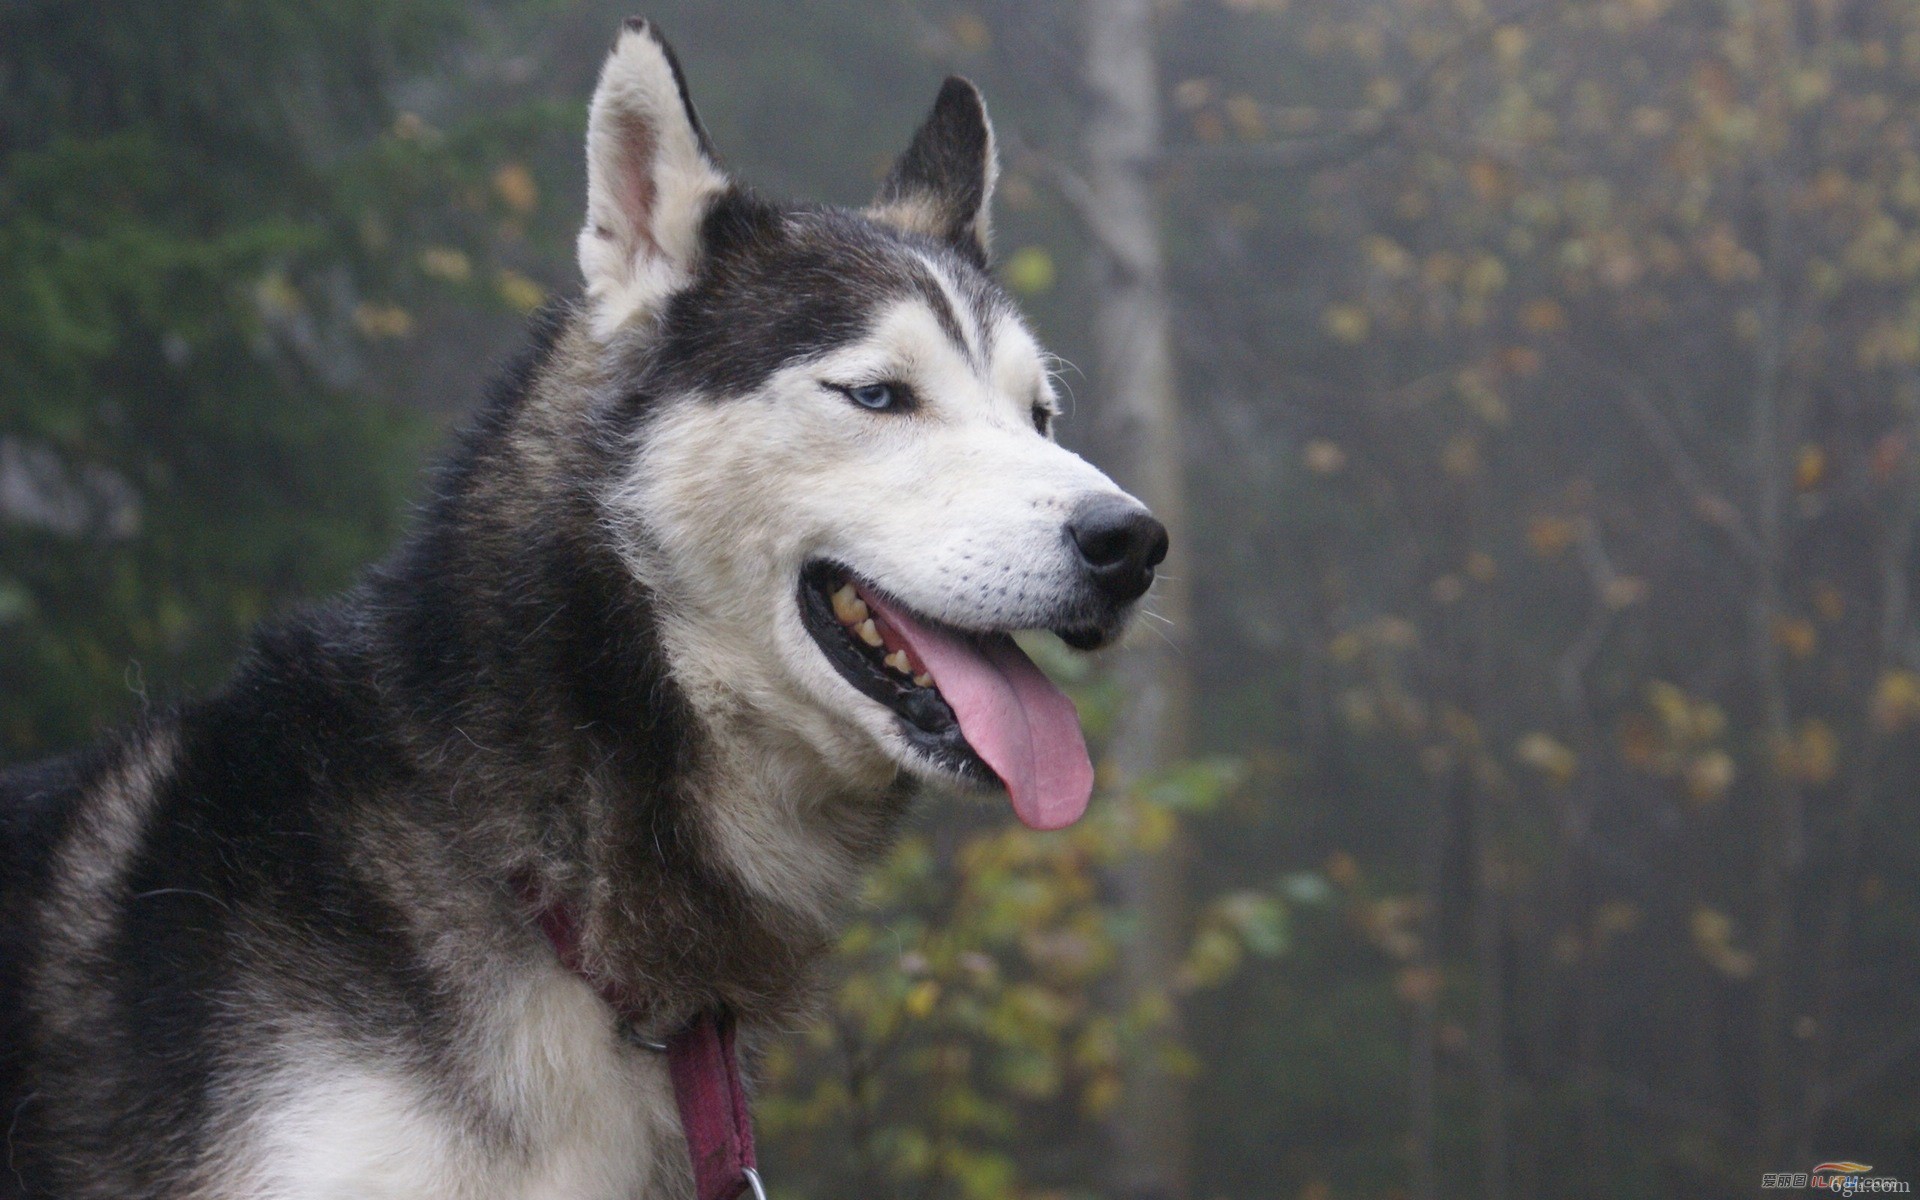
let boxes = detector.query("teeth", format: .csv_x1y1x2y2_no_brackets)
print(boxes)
913,672,933,688
884,650,912,674
831,584,868,626
855,618,884,647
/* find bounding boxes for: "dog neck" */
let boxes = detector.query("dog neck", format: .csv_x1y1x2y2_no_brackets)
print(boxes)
364,316,910,1029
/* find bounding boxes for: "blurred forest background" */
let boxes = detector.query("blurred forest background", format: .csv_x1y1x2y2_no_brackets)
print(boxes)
5,0,1920,1196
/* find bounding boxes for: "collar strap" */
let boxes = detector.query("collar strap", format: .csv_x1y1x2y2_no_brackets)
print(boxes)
666,1010,762,1200
526,886,764,1200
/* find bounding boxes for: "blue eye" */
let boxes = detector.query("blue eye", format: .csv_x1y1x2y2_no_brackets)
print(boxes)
849,383,895,410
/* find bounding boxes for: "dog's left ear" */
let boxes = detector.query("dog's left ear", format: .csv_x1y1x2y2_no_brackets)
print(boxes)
868,77,999,268
578,19,729,339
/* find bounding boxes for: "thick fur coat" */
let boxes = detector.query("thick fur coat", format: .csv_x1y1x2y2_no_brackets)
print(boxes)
0,21,1165,1198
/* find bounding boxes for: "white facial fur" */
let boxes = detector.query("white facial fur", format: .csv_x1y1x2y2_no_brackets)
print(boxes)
577,28,1143,914
611,264,1141,795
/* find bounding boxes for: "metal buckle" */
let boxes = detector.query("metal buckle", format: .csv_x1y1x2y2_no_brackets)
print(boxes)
743,1167,768,1200
619,1021,669,1053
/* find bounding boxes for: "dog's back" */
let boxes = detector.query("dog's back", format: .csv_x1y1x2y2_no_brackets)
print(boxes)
2,745,98,1195
0,629,378,1196
0,621,675,1199
2,719,192,1197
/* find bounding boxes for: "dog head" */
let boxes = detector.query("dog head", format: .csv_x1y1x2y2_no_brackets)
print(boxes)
583,21,1165,831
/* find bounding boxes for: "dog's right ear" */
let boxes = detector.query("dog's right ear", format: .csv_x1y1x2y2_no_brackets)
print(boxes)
577,19,728,340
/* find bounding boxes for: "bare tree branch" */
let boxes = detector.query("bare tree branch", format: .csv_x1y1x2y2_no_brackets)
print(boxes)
1562,346,1768,572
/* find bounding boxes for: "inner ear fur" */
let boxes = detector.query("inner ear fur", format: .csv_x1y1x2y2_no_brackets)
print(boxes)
577,19,728,338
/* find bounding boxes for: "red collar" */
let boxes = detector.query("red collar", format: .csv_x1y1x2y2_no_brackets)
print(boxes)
527,889,763,1200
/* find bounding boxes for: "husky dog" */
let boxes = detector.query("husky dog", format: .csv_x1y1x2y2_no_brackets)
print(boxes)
0,19,1165,1199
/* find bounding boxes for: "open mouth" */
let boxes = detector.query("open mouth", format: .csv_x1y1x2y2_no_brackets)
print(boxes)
798,561,1096,830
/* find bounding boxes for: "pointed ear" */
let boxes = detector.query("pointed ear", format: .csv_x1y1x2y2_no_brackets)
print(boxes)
867,77,999,267
577,19,728,339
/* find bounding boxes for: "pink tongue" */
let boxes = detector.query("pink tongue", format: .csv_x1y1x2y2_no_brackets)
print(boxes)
860,594,1094,831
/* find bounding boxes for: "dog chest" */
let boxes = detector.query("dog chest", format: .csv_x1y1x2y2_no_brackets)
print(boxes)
207,971,684,1200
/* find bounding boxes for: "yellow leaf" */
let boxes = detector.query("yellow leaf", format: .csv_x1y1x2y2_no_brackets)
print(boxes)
1795,444,1826,491
1685,750,1736,805
495,269,546,313
1440,706,1481,746
1003,245,1055,294
1467,156,1510,202
1455,368,1509,425
1492,24,1528,61
1773,617,1817,660
1774,720,1839,785
1593,900,1642,938
1603,577,1649,609
1373,617,1419,648
1423,250,1463,287
352,302,414,339
1690,906,1728,947
1179,926,1243,989
1690,698,1727,742
1303,439,1347,475
492,162,539,215
1872,670,1920,732
1133,802,1176,852
1630,106,1673,138
254,272,305,320
1082,1071,1122,1117
1171,77,1217,112
948,11,991,51
1515,732,1578,787
1365,236,1415,278
1690,905,1755,978
904,979,940,1019
1323,304,1370,344
1224,93,1266,140
1323,851,1360,888
1502,344,1543,376
392,111,434,141
1190,110,1227,144
418,246,472,283
1463,254,1509,297
1520,297,1568,332
1615,713,1662,770
1527,515,1578,557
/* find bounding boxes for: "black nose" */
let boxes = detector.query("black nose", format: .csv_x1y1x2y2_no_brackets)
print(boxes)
1068,496,1169,604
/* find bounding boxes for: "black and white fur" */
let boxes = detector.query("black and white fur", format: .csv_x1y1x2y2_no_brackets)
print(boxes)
0,21,1161,1198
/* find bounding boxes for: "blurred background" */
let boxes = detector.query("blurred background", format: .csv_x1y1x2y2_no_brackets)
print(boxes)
5,0,1919,1196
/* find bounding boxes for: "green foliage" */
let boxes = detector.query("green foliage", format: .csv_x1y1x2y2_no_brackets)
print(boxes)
0,0,562,754
760,746,1285,1200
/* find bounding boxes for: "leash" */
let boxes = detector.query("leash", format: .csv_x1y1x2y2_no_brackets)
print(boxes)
527,888,767,1200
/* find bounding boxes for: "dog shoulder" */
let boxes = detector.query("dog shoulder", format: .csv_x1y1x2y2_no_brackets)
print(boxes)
1,719,183,1196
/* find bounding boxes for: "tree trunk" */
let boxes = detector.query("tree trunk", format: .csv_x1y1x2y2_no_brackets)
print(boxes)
1409,776,1448,1200
1079,3,1193,1199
